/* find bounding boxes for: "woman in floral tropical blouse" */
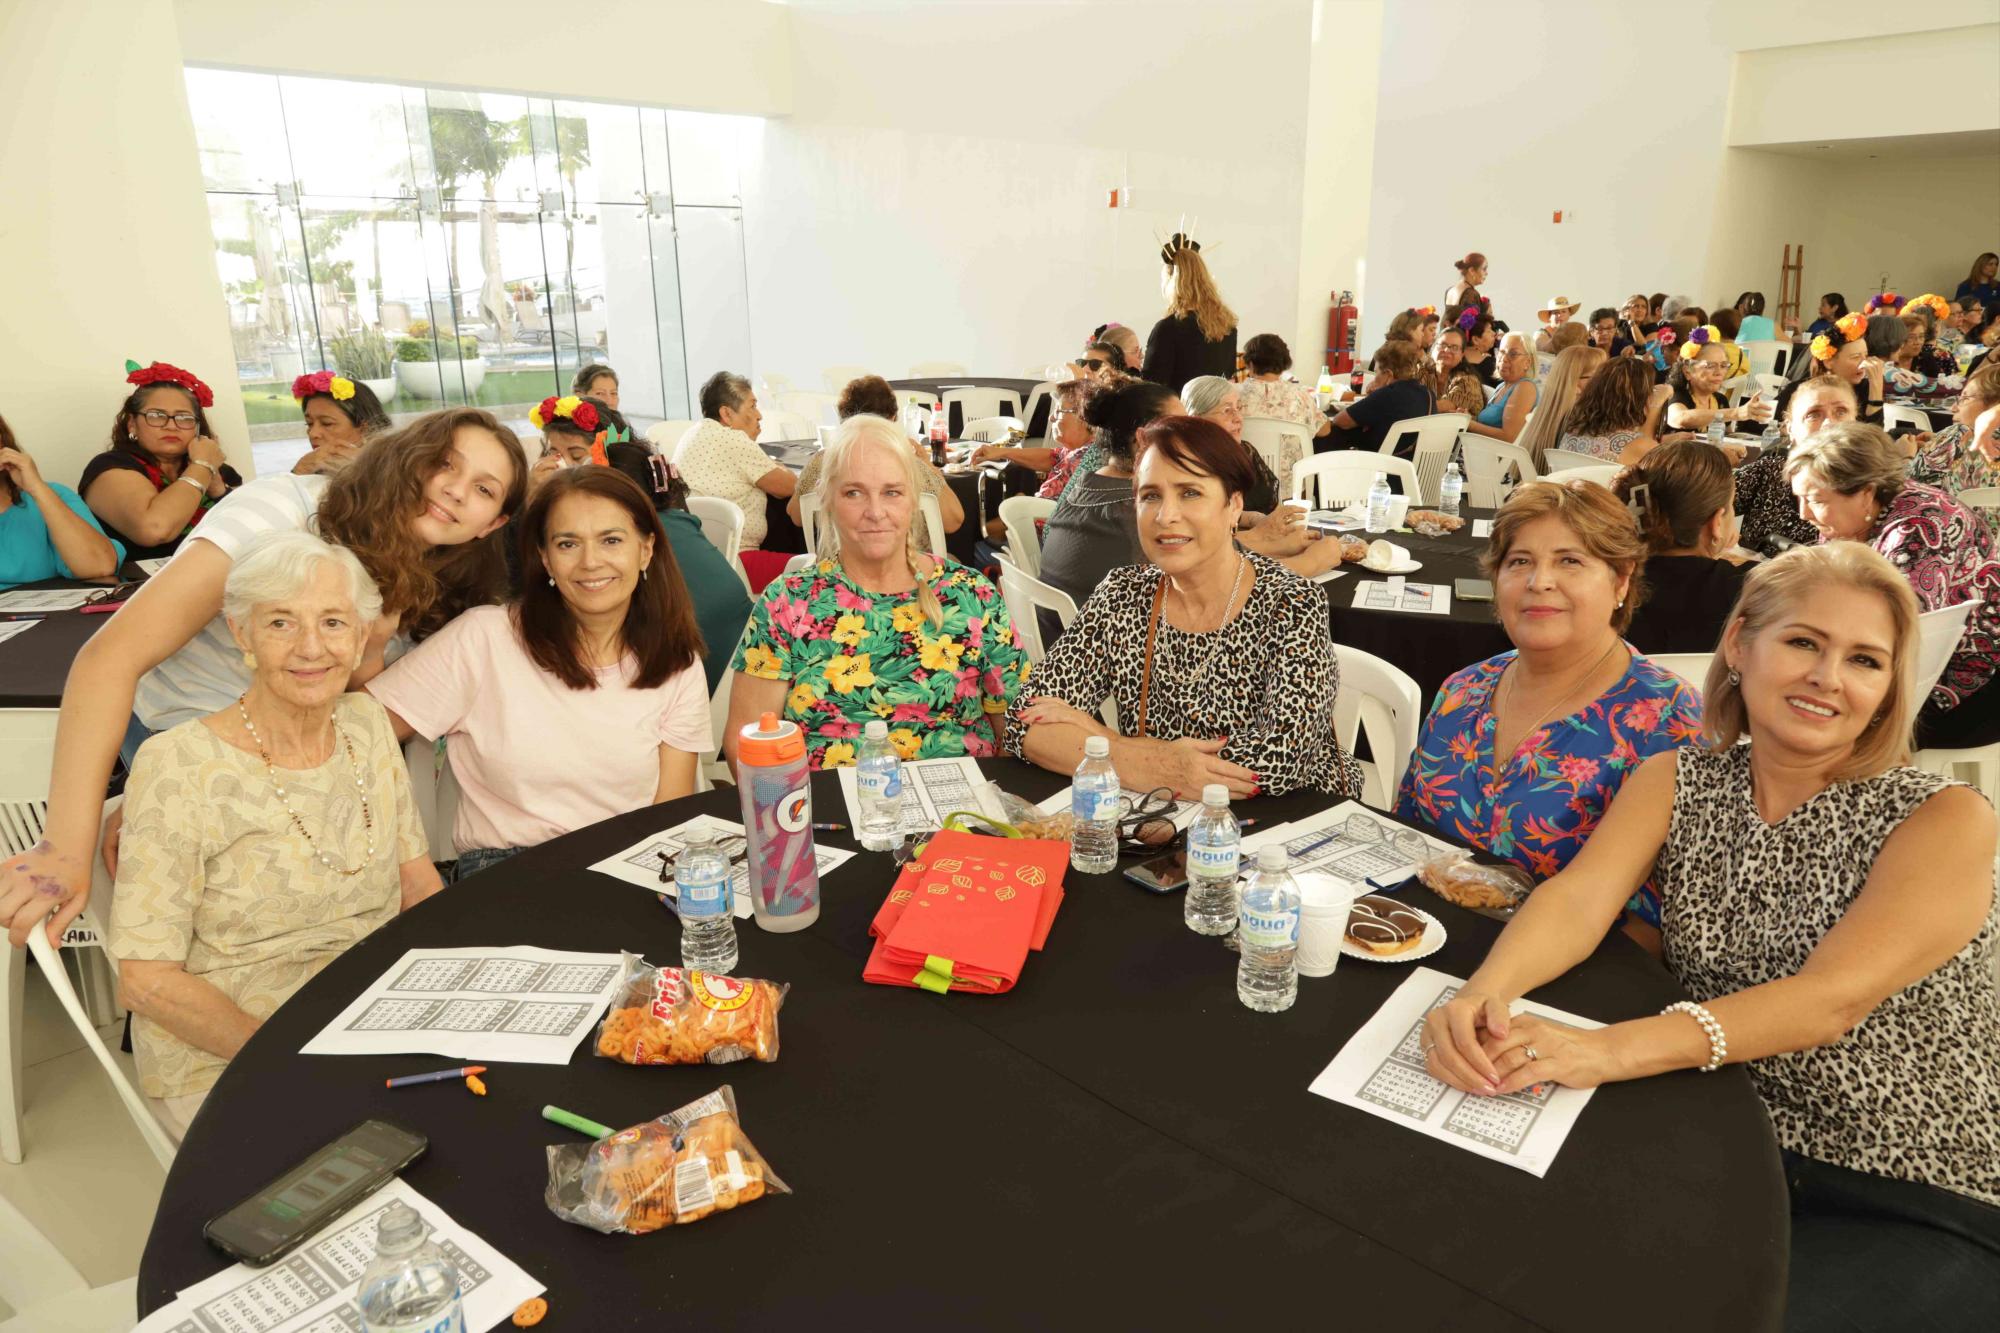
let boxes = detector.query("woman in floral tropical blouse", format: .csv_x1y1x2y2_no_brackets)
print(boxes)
1394,480,1703,934
726,415,1029,770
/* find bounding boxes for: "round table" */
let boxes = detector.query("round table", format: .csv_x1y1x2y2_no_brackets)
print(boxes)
138,762,1788,1330
0,595,106,708
887,377,1051,438
1329,511,1511,707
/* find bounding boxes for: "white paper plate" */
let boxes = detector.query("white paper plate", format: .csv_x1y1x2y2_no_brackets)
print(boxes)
1362,558,1423,575
1339,905,1446,963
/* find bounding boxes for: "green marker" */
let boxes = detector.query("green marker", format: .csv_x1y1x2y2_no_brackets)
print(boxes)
541,1104,614,1140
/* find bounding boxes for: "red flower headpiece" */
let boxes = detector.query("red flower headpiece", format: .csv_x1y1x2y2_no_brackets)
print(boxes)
291,370,356,403
1411,305,1437,319
124,359,213,408
531,395,600,433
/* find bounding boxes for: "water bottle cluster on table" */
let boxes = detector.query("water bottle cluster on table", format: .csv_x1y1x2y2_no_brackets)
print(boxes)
1070,735,1121,874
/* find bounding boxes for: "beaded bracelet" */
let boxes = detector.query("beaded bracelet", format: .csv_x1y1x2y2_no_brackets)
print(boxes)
1661,1000,1728,1072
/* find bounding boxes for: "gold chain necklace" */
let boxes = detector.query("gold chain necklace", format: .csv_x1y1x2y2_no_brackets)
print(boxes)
1503,639,1621,748
1167,555,1248,683
236,695,375,876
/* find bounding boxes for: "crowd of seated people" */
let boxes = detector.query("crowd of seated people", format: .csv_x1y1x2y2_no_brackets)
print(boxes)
3,253,1998,1317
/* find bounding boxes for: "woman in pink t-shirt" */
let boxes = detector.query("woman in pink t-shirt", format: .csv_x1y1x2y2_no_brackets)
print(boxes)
368,468,714,878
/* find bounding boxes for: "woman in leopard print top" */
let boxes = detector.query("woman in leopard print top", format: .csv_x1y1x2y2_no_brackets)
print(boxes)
1422,543,1999,1325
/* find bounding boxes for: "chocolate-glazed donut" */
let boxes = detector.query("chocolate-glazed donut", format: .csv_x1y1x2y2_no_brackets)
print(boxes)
1345,894,1427,954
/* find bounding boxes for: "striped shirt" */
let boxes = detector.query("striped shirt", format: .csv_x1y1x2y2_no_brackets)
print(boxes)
133,474,329,730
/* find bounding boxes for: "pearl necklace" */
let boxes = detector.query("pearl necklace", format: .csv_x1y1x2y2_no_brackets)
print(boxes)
236,695,375,876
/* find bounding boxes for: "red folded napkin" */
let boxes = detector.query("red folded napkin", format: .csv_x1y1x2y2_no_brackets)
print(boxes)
862,831,1068,994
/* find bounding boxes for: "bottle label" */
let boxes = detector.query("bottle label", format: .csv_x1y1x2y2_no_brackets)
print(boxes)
858,765,901,801
678,870,728,917
1187,841,1239,877
1239,904,1299,947
1071,787,1120,822
777,787,811,834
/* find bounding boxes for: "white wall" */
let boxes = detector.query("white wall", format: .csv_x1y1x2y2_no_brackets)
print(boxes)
1730,25,2000,147
740,0,1316,389
173,0,795,116
1294,0,1384,370
1357,1,2000,343
0,0,248,490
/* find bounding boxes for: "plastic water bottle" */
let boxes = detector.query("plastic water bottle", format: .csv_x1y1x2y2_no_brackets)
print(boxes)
1364,472,1392,533
675,828,739,974
1236,846,1301,1012
1184,784,1241,936
1439,461,1464,518
1315,364,1335,409
1706,417,1727,448
1069,735,1121,874
735,712,821,932
357,1202,464,1333
855,719,904,852
1760,414,1784,449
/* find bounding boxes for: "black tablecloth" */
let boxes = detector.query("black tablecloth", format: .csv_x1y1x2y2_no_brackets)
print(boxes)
0,580,116,708
139,762,1786,1331
1330,512,1512,709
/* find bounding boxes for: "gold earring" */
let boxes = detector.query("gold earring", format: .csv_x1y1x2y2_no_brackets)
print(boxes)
242,650,257,669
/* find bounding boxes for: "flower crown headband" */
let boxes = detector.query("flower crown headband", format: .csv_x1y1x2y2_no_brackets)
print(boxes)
1864,291,1901,315
531,396,632,465
1678,324,1720,361
1904,293,1950,322
291,370,355,404
124,359,213,408
1410,305,1437,320
1809,312,1871,363
1456,307,1482,333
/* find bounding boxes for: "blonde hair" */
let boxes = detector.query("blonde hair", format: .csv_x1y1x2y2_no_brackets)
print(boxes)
1164,248,1237,342
817,414,945,629
1704,542,1920,778
1783,422,1906,506
1516,345,1607,470
1481,477,1648,633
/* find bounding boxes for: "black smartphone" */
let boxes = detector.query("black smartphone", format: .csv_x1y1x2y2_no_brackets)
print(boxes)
1454,577,1495,602
204,1119,427,1266
1122,848,1189,894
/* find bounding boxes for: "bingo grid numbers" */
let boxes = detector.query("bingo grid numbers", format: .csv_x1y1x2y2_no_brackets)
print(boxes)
386,956,619,995
1355,984,1555,1155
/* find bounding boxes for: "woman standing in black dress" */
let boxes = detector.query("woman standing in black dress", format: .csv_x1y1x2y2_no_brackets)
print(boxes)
1143,234,1237,393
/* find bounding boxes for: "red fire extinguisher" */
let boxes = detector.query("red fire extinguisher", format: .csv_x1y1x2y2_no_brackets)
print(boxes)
1326,290,1359,375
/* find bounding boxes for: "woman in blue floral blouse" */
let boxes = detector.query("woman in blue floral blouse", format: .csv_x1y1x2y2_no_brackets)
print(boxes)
726,415,1029,770
1395,479,1703,932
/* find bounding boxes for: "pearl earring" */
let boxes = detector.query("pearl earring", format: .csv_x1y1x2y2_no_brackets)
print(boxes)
1726,667,1740,686
641,567,648,582
548,577,556,587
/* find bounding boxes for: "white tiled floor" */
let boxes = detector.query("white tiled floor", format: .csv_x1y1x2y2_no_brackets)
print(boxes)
0,956,162,1318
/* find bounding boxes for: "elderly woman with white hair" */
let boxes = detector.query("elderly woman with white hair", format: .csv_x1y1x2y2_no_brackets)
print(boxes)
108,531,439,1140
725,414,1030,769
1181,374,1341,577
1463,330,1539,444
1424,542,2000,1326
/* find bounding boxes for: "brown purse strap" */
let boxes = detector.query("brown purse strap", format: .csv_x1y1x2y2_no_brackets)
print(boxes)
1136,579,1166,739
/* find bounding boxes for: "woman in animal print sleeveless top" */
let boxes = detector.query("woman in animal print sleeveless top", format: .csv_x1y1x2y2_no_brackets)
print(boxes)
1424,543,1998,1329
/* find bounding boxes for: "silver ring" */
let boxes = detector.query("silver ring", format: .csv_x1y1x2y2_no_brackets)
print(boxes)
1524,1046,1541,1063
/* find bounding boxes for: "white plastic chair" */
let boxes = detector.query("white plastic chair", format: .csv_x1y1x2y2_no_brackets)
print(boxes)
645,419,700,452
1291,452,1420,508
998,495,1055,576
1020,381,1058,438
1381,412,1469,504
1646,652,1714,693
1240,416,1312,480
962,415,1024,443
943,386,1017,424
401,735,460,866
0,1190,140,1332
1752,373,1787,401
757,372,792,400
994,554,1075,664
1741,340,1787,381
910,361,969,378
1460,438,1537,509
700,669,735,792
1541,447,1604,472
1883,404,1932,433
756,409,817,444
1914,601,1979,703
821,364,874,392
1331,644,1423,811
1720,374,1750,407
775,390,840,428
1556,463,1625,488
1957,486,2000,510
684,495,752,592
1482,382,1499,404
798,490,947,560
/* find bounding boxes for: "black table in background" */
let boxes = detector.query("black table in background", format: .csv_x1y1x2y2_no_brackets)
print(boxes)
1329,511,1511,709
887,377,1051,439
0,579,117,708
140,762,1787,1331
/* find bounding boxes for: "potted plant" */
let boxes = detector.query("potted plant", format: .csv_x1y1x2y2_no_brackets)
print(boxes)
393,332,488,399
328,326,397,403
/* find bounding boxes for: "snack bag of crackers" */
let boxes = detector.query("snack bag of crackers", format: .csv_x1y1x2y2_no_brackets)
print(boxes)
544,1085,791,1235
594,953,786,1066
1415,849,1533,912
